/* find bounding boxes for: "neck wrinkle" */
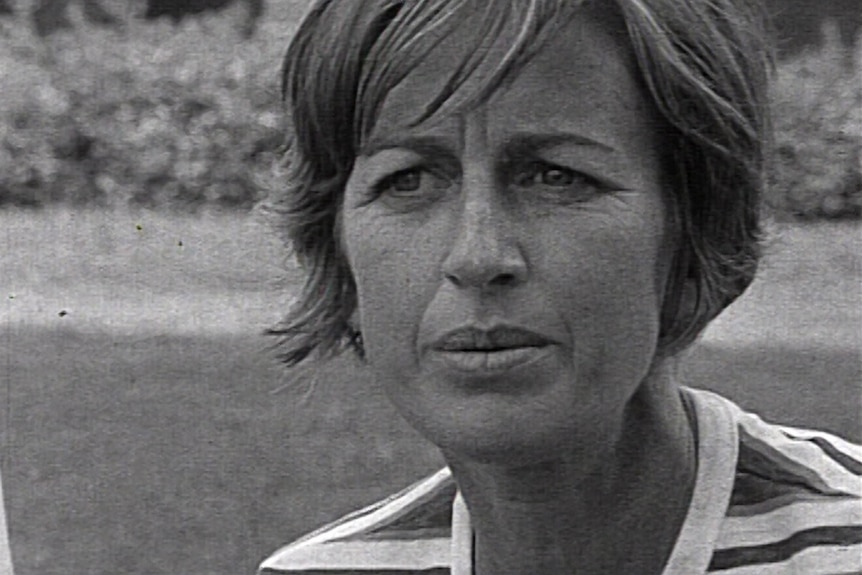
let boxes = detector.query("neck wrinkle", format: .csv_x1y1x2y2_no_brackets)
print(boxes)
445,364,697,575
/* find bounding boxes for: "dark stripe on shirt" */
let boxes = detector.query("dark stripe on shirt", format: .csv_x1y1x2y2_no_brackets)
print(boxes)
737,437,837,495
793,435,862,476
367,482,456,535
333,482,456,543
708,525,862,571
260,570,450,575
729,470,824,509
354,526,451,541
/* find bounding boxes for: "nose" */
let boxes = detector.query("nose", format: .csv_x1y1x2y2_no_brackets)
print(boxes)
441,169,528,290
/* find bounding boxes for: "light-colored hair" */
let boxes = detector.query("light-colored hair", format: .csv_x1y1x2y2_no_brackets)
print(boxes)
268,0,773,365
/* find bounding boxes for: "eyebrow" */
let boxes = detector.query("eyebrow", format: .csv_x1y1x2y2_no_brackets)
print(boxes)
504,132,616,155
360,131,616,159
360,136,456,160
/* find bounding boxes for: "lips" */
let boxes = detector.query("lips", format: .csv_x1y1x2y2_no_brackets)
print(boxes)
433,326,553,352
424,325,557,375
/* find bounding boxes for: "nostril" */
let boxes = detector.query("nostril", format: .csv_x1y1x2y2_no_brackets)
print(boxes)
490,273,518,287
444,272,463,288
444,268,525,289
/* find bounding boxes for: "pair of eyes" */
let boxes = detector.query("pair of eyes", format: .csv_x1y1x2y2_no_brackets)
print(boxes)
372,161,602,204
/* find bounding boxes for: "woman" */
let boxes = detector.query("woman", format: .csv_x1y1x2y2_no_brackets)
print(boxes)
260,0,862,573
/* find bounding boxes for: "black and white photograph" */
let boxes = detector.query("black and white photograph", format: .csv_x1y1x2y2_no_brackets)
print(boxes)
1,1,860,573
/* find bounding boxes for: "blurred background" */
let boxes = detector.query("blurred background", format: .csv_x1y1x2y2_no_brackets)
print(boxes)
0,1,860,574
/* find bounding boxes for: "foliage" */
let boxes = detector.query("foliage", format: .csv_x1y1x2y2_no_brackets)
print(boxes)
768,25,862,219
0,6,860,217
0,2,302,211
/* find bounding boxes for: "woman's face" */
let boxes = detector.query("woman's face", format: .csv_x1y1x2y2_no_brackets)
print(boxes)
342,7,673,465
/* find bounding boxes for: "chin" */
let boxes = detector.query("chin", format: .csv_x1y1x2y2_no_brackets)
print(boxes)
378,357,633,466
409,401,612,467
442,437,571,468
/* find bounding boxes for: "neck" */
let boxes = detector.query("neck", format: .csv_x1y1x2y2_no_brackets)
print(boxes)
445,368,696,575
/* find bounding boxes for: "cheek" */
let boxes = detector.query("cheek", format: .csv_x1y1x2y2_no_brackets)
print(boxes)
342,215,440,365
540,205,668,357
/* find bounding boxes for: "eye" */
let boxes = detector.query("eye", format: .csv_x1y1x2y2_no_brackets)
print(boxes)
371,167,451,210
510,161,603,205
375,167,429,195
386,169,423,193
513,162,591,189
541,167,576,187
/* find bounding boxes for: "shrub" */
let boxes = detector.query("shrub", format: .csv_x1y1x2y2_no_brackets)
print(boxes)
0,6,860,218
768,25,862,219
0,2,303,210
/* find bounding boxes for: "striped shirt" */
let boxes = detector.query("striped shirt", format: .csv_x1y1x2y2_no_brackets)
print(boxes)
259,387,862,574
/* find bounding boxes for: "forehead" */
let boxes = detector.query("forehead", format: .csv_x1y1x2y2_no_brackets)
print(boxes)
365,2,659,153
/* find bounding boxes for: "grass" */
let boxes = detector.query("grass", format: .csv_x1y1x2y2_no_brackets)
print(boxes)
1,327,443,575
0,209,859,574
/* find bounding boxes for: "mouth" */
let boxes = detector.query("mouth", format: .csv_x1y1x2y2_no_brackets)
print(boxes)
432,326,553,352
428,326,555,374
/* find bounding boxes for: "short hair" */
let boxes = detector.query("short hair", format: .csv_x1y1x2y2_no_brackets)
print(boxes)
267,0,773,366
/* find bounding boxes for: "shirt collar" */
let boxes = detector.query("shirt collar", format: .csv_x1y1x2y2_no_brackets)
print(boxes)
448,387,741,575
